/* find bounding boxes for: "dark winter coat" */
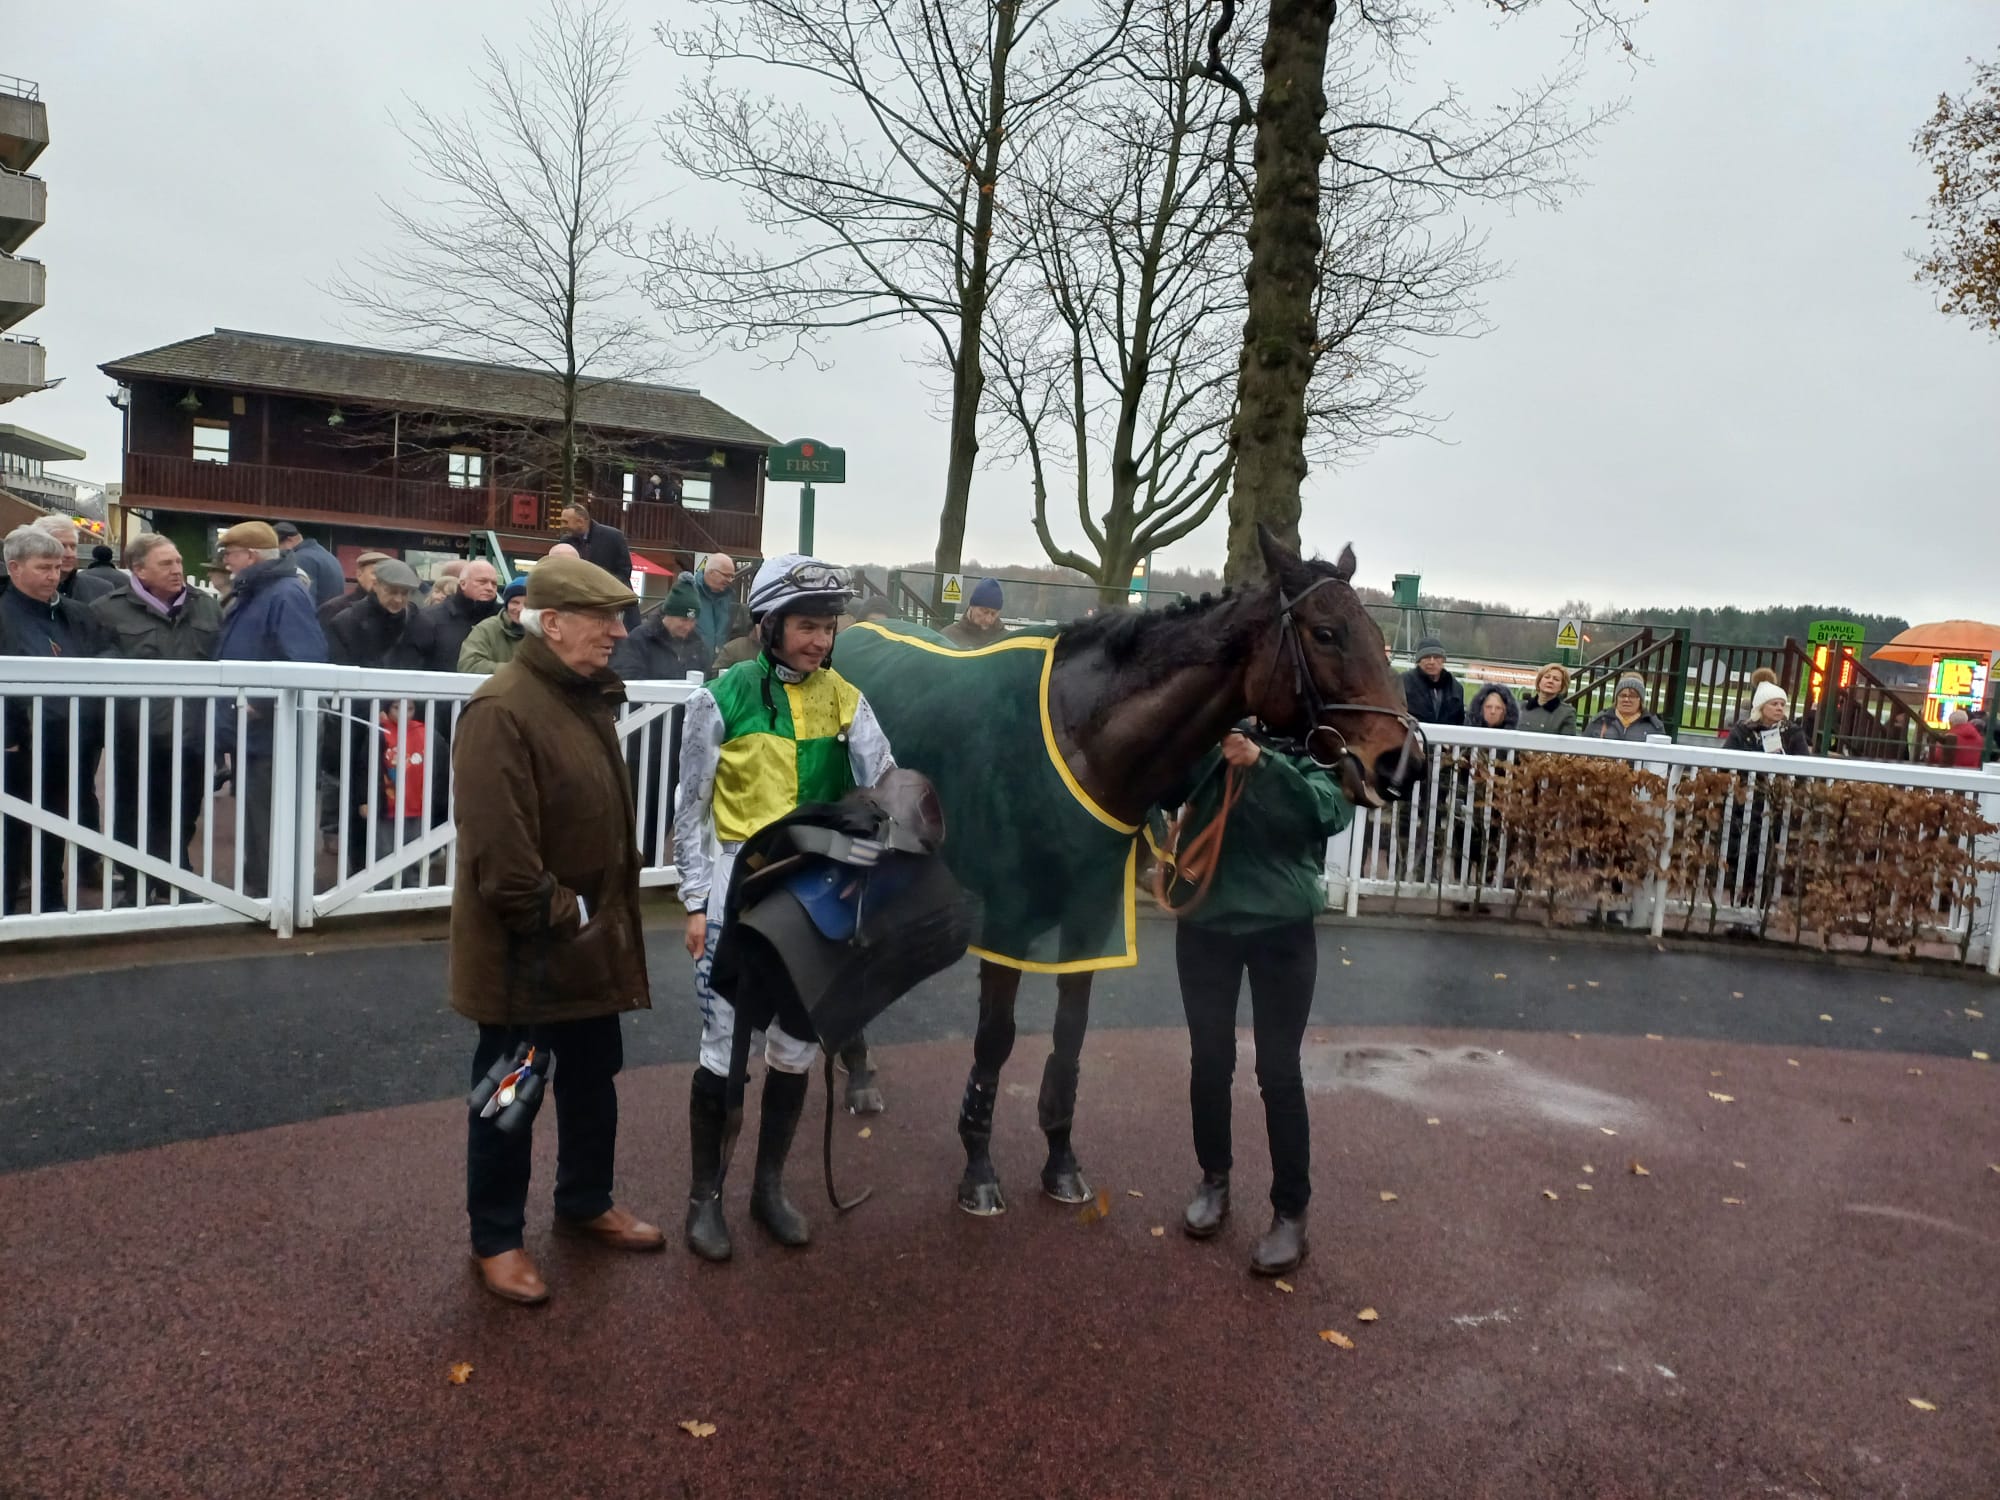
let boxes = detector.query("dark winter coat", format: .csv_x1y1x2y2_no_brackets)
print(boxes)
1466,683,1521,731
317,585,371,632
214,559,327,755
448,635,649,1026
59,567,116,606
1722,717,1811,758
709,631,760,678
286,539,347,605
611,617,710,681
326,593,445,671
427,590,500,674
1402,665,1466,727
91,584,225,751
568,523,638,628
1583,707,1669,743
942,615,1009,650
0,585,105,752
1518,694,1577,735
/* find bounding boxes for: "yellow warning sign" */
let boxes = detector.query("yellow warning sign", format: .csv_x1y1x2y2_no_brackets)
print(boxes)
941,574,963,605
1555,616,1581,652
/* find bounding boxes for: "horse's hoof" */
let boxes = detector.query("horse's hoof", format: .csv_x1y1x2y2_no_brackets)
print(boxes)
957,1176,1006,1217
1041,1164,1093,1205
845,1084,885,1116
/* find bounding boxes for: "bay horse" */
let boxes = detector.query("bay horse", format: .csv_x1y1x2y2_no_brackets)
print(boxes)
842,527,1421,1214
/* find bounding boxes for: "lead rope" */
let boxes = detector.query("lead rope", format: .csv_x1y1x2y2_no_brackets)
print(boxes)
823,1048,873,1212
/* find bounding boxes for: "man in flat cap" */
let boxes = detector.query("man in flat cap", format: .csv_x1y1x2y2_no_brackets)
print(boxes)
212,521,327,898
450,557,663,1305
318,550,391,632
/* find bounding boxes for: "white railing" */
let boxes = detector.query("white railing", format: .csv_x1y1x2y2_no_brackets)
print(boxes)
0,658,698,942
1324,725,2000,973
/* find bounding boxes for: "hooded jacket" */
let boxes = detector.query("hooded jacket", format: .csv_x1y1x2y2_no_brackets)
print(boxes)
1466,683,1522,731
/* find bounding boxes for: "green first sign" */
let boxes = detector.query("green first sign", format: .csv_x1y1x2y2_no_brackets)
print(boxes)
1807,619,1865,648
766,438,846,484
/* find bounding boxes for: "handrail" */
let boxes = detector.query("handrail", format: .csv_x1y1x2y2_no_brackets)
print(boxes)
0,75,40,103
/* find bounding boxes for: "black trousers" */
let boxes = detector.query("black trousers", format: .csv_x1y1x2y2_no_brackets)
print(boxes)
466,1013,624,1257
1176,919,1317,1217
2,737,70,913
109,730,203,896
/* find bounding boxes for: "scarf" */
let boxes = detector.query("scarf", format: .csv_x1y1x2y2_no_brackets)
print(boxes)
127,576,186,620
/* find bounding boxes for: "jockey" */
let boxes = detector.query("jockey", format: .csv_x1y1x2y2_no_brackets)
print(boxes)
673,553,896,1261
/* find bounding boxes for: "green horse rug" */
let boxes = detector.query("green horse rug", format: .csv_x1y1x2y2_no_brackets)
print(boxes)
836,620,1144,973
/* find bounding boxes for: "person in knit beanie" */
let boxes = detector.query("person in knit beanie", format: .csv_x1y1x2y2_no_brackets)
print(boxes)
1723,681,1809,756
944,576,1008,649
1584,673,1668,742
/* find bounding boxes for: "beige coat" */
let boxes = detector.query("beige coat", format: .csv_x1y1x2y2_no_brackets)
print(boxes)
448,636,650,1025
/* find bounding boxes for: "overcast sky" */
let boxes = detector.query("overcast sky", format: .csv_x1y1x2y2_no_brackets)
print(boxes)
11,2,1998,619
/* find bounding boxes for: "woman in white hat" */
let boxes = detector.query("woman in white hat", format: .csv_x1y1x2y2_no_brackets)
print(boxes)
1723,681,1809,756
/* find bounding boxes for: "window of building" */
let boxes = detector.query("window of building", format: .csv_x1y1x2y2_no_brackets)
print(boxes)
622,472,635,507
447,451,485,489
678,473,712,511
192,421,230,465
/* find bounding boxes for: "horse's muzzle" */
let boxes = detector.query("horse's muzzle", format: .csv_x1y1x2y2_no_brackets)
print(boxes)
1311,715,1426,809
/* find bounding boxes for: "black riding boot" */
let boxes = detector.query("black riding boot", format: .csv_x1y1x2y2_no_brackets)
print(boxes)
956,1069,1005,1216
748,1067,812,1247
1038,1055,1092,1204
839,1035,884,1116
685,1068,732,1263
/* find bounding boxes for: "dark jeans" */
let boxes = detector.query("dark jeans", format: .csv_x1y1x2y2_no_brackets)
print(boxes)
1176,919,1317,1217
466,1014,624,1257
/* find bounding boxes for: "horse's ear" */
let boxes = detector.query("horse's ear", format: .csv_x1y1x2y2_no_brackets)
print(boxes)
1333,544,1357,583
1255,523,1299,581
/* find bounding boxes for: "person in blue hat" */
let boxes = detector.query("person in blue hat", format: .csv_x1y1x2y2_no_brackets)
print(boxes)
943,576,1007,648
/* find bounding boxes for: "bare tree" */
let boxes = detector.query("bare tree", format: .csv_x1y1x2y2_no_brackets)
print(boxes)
1207,0,1641,585
331,0,656,507
1914,50,2000,337
986,0,1488,600
646,0,1129,597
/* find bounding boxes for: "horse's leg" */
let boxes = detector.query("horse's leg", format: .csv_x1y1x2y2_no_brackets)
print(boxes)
1038,971,1094,1203
957,960,1020,1216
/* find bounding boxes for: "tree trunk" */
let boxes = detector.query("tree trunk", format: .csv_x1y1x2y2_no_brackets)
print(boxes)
1222,0,1334,587
929,0,1020,601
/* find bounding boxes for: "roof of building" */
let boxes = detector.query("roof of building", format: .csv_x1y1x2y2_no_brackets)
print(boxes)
0,422,85,463
100,329,776,449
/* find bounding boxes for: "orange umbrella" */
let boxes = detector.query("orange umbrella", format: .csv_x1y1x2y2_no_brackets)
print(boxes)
1871,620,2000,666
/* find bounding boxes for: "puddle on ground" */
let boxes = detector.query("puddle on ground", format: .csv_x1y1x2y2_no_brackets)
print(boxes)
1302,1042,1645,1132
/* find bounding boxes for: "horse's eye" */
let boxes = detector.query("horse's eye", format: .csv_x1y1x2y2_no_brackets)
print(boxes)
1311,626,1337,646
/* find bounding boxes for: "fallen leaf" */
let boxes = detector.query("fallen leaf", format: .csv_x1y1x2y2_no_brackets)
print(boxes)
1879,996,1894,1004
1581,1164,1596,1174
1645,1033,1664,1042
1819,1014,1832,1022
1493,972,1507,980
1721,1197,1745,1206
1731,991,1744,999
447,1362,473,1385
1541,1189,1559,1201
1149,1225,1165,1238
1425,1116,1441,1126
1566,986,1578,994
1906,1068,1924,1077
1988,1164,1999,1173
1576,1183,1594,1192
1586,981,1601,989
1786,1058,1801,1067
1732,1160,1747,1169
1126,1189,1144,1198
1275,1279,1295,1293
1906,1398,1936,1412
1974,1052,1991,1063
1599,1127,1619,1137
1872,1027,1883,1036
678,1420,718,1438
1356,1307,1380,1323
1967,1009,1984,1020
1838,1115,1856,1124
858,1127,872,1139
1378,1190,1399,1203
1341,957,1352,966
1319,1329,1355,1349
1568,1030,1582,1038
1707,1091,1735,1104
1630,1161,1651,1176
1710,1070,1724,1077
1075,1189,1112,1226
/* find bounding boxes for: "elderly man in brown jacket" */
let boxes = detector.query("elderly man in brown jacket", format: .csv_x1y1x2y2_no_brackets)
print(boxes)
450,556,664,1305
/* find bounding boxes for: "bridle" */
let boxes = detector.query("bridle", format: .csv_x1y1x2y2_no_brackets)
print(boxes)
1263,575,1425,797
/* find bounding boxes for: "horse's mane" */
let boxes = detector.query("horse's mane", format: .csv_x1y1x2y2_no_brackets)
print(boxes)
1055,554,1343,667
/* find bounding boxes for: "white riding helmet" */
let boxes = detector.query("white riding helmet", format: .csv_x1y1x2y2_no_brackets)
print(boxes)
748,553,853,622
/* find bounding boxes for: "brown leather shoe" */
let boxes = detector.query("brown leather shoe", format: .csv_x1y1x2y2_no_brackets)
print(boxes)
555,1205,667,1252
475,1249,549,1306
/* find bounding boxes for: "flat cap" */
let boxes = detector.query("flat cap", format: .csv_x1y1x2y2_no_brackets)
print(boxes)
273,521,301,539
354,550,392,568
526,556,638,613
217,521,280,551
374,558,421,590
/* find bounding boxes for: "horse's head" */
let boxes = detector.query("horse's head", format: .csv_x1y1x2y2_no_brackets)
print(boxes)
1246,527,1424,807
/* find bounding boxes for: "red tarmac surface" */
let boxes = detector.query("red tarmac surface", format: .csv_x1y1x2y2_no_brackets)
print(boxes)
5,1026,1998,1499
